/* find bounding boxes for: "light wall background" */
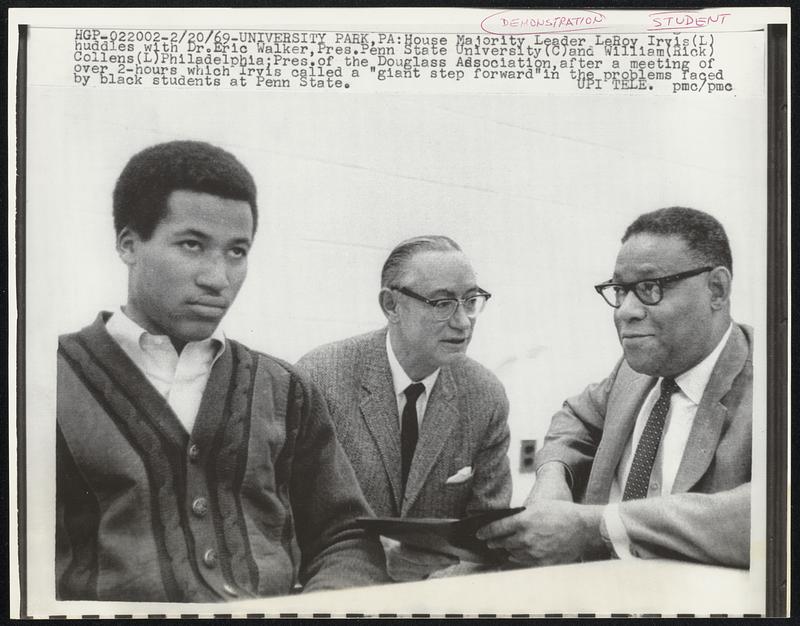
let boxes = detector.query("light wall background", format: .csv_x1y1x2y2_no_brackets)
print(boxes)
26,88,766,504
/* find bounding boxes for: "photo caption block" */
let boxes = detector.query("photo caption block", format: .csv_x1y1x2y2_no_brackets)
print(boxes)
58,28,762,96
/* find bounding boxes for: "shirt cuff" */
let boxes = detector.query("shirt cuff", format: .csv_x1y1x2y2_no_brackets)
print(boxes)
601,503,634,560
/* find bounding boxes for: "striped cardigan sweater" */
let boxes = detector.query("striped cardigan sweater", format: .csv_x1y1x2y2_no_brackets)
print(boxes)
56,313,387,602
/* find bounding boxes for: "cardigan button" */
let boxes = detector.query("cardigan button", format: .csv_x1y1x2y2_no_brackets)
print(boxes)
203,548,217,568
188,443,201,462
192,497,208,517
223,583,239,597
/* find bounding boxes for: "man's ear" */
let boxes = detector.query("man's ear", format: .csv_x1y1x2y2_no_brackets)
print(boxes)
116,226,141,266
379,287,400,323
707,266,732,310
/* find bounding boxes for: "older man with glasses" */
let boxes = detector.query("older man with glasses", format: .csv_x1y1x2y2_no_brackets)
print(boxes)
478,206,752,569
297,235,512,581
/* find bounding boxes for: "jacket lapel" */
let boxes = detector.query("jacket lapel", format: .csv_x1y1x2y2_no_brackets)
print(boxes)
671,325,748,493
401,367,460,516
358,331,403,513
584,371,654,504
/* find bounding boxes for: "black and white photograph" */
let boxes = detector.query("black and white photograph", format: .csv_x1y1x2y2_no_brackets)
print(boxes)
9,6,789,618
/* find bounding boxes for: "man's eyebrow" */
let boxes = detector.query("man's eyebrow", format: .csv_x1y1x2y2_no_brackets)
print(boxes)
172,230,252,246
172,228,210,240
612,269,660,282
428,286,480,299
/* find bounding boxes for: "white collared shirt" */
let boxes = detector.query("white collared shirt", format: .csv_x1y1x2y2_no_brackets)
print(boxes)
105,308,226,434
386,331,440,429
603,322,734,558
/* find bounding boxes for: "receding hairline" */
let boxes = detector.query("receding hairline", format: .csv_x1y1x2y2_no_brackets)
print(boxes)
621,231,693,247
381,235,464,288
616,232,707,264
391,249,475,292
402,247,470,268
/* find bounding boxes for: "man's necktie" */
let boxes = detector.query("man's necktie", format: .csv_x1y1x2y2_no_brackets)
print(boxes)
401,382,425,493
622,377,680,501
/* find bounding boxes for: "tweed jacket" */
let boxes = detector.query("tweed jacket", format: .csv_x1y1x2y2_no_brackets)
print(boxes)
296,328,512,519
56,313,388,602
536,323,753,568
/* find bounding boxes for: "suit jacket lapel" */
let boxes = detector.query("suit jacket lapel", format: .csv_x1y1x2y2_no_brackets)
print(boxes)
584,372,654,504
359,331,403,513
672,325,748,493
401,367,460,516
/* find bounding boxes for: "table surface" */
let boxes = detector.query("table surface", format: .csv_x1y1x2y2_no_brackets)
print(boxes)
34,558,761,617
231,557,761,617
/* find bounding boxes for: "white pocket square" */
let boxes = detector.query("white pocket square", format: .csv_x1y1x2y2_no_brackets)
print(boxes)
445,466,473,484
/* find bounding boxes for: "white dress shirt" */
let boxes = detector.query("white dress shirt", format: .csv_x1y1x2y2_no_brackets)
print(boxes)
603,322,734,558
105,308,225,434
386,331,440,429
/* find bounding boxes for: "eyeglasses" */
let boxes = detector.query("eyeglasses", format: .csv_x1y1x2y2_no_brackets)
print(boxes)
392,286,492,321
594,266,714,308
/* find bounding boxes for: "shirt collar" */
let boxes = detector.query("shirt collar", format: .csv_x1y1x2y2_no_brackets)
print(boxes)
106,307,226,360
673,322,733,404
386,330,440,399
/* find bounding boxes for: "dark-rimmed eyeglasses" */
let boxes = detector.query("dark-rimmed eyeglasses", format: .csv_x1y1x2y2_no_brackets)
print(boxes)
391,286,492,321
594,266,714,308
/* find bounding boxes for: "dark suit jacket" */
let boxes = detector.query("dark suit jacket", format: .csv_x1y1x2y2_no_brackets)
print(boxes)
536,323,752,568
297,328,512,518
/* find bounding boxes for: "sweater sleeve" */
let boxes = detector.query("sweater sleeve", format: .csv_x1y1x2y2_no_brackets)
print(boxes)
288,374,390,592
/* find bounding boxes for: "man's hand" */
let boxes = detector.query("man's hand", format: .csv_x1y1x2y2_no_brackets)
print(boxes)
475,500,605,566
380,537,460,582
526,463,574,504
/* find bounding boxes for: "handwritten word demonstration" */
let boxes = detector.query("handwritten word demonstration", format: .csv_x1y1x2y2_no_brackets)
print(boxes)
479,10,731,35
72,29,736,94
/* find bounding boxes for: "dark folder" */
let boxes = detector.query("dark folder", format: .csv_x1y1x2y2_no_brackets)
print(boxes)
356,507,525,564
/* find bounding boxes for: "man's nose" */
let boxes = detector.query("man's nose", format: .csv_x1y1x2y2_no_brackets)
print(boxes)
449,302,472,329
196,254,230,291
615,289,646,322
